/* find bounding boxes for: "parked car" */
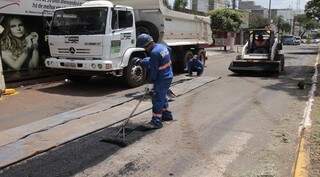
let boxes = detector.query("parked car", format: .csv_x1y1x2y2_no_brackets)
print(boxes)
294,36,301,45
282,35,295,45
312,38,320,44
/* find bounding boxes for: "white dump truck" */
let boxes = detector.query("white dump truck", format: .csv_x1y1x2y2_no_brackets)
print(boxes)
45,0,212,87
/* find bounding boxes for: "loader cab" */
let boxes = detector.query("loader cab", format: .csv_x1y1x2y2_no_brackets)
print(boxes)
248,30,274,54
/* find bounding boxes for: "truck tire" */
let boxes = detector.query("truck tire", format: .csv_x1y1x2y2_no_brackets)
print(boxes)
180,50,193,73
198,49,206,66
136,21,159,42
125,57,147,88
67,75,91,83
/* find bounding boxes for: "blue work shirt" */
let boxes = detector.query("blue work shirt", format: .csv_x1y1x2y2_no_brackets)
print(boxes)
148,44,173,82
188,58,204,72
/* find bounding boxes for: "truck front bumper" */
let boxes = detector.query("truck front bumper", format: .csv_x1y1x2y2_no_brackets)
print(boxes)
45,58,120,72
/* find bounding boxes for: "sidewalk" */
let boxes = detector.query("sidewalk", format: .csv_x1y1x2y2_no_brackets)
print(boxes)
293,51,320,177
205,45,243,56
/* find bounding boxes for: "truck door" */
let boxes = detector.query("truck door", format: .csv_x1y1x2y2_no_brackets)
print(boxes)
110,8,135,59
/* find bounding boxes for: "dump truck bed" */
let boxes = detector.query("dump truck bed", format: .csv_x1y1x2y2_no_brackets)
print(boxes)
110,0,212,46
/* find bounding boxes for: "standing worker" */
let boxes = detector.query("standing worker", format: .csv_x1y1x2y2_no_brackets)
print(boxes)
136,34,173,129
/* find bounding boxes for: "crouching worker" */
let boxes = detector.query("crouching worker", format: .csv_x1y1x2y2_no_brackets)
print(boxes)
136,34,174,129
188,55,204,76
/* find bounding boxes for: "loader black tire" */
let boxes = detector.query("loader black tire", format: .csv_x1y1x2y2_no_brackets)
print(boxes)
280,54,285,72
124,57,147,88
236,55,242,60
136,21,159,42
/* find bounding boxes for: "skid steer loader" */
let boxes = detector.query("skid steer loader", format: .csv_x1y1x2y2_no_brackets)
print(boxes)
229,29,284,74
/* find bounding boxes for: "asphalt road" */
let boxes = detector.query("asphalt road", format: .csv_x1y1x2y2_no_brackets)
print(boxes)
0,44,318,177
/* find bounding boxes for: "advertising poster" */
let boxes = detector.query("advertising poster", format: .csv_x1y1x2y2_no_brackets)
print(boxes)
0,0,85,16
0,0,85,82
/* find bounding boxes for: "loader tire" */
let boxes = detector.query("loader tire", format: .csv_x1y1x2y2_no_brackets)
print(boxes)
280,54,285,72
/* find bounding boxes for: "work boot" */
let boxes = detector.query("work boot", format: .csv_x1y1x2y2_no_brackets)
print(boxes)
144,117,163,129
162,110,173,121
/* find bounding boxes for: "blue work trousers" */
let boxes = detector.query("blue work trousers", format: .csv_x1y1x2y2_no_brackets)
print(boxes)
152,78,172,114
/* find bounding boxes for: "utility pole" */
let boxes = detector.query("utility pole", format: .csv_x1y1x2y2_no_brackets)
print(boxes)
232,0,236,9
268,0,272,23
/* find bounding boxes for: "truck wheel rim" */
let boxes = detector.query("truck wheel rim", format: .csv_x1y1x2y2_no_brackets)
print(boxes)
131,65,143,82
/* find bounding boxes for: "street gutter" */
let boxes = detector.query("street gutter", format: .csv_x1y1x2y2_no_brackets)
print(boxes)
292,46,319,177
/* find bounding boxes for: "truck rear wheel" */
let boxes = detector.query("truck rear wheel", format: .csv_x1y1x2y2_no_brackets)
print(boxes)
125,57,147,88
198,49,206,66
180,50,193,72
136,21,159,42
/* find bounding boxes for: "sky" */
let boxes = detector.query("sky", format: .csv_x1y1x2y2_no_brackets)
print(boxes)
253,0,309,9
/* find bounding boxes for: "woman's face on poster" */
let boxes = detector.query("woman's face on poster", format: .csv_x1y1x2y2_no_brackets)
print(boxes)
9,18,25,38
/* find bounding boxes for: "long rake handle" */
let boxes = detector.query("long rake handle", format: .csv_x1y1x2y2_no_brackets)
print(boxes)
116,88,149,138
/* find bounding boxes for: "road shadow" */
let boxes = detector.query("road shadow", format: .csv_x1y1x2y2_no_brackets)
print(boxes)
0,121,157,177
37,76,129,97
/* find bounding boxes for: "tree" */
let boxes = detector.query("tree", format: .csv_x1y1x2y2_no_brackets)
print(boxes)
249,15,269,29
174,0,187,10
273,16,291,33
305,0,320,19
209,8,244,51
295,14,319,36
208,8,244,32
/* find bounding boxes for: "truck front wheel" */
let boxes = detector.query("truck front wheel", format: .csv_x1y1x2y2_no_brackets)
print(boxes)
125,57,147,88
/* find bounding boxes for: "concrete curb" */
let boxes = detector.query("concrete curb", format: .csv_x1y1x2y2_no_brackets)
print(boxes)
292,47,319,177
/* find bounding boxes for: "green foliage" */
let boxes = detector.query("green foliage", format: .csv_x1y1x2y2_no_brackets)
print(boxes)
281,22,291,33
273,16,291,33
296,14,319,31
249,15,269,29
174,0,187,10
305,0,320,19
208,8,244,32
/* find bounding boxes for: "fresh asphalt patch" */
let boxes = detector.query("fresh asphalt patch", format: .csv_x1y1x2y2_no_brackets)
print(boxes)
0,76,220,175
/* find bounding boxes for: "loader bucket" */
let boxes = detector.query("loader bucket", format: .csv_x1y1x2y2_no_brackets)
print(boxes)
228,60,280,74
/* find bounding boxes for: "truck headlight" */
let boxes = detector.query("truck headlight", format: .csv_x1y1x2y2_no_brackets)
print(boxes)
91,63,96,69
98,64,102,69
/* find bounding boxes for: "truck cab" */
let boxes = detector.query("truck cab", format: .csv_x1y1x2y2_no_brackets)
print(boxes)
45,0,212,87
45,1,146,87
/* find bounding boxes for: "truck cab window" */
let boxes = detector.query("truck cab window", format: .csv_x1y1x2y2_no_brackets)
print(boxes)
112,9,133,30
111,9,119,29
